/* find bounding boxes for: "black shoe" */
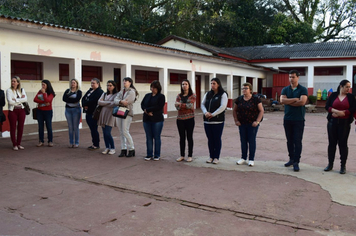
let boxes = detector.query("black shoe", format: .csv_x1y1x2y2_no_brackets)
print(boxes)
126,150,135,157
153,156,160,161
324,165,333,171
340,166,346,174
118,149,127,157
88,145,99,150
284,160,293,167
144,156,152,161
293,163,300,172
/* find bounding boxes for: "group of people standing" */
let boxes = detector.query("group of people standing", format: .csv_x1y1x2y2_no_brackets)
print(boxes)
1,72,355,175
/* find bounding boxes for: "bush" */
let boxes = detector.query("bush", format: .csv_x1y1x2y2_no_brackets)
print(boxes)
308,95,317,104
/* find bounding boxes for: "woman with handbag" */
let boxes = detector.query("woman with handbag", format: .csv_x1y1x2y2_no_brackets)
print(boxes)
63,78,82,148
6,76,27,150
114,77,139,157
34,80,56,147
175,79,196,162
82,78,104,151
141,80,166,161
97,80,118,155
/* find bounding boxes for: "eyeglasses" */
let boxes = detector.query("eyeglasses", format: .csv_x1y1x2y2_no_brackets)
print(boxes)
107,84,113,87
242,87,249,90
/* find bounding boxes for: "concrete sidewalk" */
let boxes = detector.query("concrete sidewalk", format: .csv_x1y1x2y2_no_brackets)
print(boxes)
1,110,356,236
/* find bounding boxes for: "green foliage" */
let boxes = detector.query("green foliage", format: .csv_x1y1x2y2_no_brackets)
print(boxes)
0,0,355,46
308,95,317,105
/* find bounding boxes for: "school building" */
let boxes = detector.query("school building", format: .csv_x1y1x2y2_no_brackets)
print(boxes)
1,15,356,137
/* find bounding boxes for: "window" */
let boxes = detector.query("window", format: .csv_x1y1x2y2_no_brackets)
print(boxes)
170,73,187,84
314,67,343,76
11,60,43,80
59,64,69,81
82,66,102,81
135,70,158,83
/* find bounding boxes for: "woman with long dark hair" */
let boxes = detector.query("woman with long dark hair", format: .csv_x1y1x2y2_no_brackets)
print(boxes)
34,80,56,147
6,76,27,150
141,80,166,161
114,77,139,157
97,80,118,155
63,78,82,148
201,78,228,164
324,79,355,174
175,79,196,162
82,78,104,150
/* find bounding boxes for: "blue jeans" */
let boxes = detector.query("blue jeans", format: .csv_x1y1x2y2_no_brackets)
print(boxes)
37,109,53,143
102,125,115,149
204,122,224,159
239,123,259,161
86,113,100,147
283,120,305,164
143,121,164,157
65,107,81,145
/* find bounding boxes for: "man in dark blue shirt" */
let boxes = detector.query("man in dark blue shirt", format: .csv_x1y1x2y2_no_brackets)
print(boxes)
280,70,308,172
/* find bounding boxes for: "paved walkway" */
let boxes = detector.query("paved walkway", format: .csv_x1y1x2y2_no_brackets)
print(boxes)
1,109,356,236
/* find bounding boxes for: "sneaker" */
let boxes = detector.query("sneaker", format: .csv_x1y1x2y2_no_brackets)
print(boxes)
102,148,110,154
48,142,54,147
236,159,246,165
144,156,152,161
186,157,193,162
212,159,219,164
108,149,116,155
206,158,213,163
13,146,18,151
176,157,185,162
153,156,160,161
88,146,99,150
73,145,79,148
248,161,254,166
17,145,24,150
36,142,44,147
68,144,74,148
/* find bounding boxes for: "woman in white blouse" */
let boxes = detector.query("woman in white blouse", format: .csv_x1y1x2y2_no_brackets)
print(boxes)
6,76,27,150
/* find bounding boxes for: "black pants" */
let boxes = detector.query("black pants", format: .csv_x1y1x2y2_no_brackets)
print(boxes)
283,120,305,164
177,118,195,157
327,119,350,167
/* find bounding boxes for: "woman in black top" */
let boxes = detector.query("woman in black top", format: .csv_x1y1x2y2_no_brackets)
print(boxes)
233,82,264,167
81,78,104,150
141,80,166,161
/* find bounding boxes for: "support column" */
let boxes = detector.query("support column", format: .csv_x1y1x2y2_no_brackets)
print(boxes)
252,77,258,93
0,50,11,137
69,58,82,87
120,64,132,88
187,71,196,93
227,74,233,109
241,76,246,84
159,68,168,118
307,65,314,95
346,64,353,93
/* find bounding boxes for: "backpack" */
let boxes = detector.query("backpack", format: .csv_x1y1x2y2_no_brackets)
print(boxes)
237,95,263,122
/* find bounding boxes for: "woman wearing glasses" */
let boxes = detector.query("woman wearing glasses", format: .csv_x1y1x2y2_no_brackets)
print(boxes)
233,83,264,167
97,80,118,155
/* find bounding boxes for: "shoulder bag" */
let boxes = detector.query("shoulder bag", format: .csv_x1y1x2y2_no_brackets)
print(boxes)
92,105,103,120
112,106,129,119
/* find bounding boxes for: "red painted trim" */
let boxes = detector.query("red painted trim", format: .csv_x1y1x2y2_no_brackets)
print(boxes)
227,99,233,108
308,88,313,96
218,54,248,62
250,57,356,63
164,102,167,115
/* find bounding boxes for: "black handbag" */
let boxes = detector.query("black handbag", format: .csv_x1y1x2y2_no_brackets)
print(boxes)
32,108,38,120
112,106,129,119
23,102,31,115
92,105,103,120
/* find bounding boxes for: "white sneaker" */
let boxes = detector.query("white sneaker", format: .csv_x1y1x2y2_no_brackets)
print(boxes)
108,149,116,155
248,161,254,166
102,148,110,154
206,158,213,163
236,159,246,165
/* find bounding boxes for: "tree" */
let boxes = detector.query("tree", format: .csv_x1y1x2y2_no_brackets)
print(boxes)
272,0,356,41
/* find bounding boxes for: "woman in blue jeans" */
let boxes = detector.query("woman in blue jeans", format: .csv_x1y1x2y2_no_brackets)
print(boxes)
201,78,228,164
141,80,165,161
82,78,104,150
233,82,264,167
63,78,82,148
